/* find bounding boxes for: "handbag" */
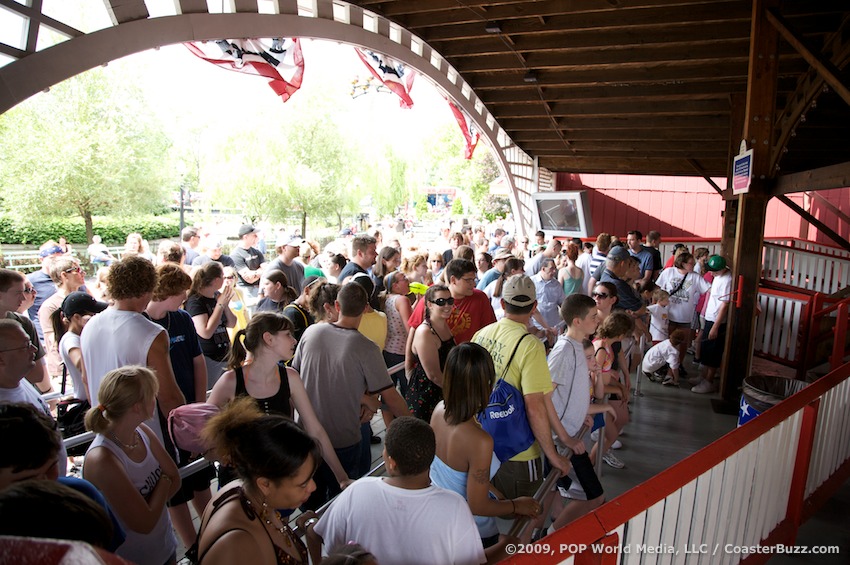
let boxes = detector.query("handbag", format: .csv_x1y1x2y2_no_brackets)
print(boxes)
168,402,220,456
478,333,537,463
56,365,91,456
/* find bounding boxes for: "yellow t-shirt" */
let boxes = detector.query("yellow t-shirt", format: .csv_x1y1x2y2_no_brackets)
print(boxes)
472,318,552,461
358,310,388,351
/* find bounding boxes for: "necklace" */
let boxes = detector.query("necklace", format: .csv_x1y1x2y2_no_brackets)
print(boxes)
110,430,140,450
244,496,293,547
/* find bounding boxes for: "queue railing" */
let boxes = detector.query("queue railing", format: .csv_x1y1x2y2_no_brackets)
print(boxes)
763,242,850,295
502,357,850,565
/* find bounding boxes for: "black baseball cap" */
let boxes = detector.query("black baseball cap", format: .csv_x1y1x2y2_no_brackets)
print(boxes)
61,291,108,318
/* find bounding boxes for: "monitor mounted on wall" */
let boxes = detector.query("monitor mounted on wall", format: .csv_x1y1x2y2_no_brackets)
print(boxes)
532,191,593,238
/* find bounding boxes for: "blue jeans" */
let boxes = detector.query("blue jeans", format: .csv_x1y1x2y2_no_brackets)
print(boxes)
301,441,360,511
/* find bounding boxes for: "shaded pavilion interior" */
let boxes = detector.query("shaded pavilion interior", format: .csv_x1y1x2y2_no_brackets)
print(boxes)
1,0,849,396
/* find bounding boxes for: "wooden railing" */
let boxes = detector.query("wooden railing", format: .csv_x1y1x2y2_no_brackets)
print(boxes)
504,359,850,565
763,242,850,295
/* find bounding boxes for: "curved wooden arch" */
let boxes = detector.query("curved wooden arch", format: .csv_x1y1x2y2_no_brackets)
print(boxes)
0,7,544,235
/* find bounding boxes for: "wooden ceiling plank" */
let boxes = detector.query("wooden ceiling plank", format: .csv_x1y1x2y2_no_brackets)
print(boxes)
490,99,732,118
433,21,754,58
448,40,753,73
396,1,750,30
413,3,752,38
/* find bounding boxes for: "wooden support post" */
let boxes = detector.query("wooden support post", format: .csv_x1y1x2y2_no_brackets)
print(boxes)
719,0,780,408
721,93,746,259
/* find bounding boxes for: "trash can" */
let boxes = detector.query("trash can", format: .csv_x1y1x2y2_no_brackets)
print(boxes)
738,376,809,426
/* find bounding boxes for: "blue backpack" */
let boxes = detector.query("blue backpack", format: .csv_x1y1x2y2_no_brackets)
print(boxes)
478,333,536,462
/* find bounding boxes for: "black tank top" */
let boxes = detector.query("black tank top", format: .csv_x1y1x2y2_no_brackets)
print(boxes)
234,364,292,418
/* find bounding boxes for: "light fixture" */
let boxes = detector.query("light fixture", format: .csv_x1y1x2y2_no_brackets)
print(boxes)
485,22,502,34
523,72,538,84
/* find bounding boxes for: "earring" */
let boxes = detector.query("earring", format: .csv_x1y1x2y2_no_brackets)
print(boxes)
261,498,270,523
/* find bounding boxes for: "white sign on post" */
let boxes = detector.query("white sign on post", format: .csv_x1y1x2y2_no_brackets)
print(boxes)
733,142,753,195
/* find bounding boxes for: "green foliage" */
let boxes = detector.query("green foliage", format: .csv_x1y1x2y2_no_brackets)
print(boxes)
0,214,180,245
452,198,465,216
419,125,500,214
482,195,512,222
0,67,172,237
362,146,409,216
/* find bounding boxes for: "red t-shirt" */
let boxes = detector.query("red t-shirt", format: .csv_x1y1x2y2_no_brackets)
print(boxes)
408,289,497,344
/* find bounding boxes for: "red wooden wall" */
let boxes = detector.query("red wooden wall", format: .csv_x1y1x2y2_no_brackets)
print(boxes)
554,172,848,245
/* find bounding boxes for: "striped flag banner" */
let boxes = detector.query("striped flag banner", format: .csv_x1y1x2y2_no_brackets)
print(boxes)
185,38,304,102
447,99,480,159
354,48,415,108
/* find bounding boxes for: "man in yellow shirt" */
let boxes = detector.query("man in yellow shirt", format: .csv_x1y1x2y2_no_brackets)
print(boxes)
472,274,571,502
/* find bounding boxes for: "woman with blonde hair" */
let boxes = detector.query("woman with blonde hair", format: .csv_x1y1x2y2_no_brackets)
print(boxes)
401,252,429,287
83,366,181,565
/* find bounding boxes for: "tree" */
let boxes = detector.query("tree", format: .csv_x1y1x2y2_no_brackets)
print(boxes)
418,124,500,213
0,67,172,242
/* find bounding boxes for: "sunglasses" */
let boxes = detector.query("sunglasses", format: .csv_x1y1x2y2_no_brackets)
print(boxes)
430,297,455,307
592,292,611,299
64,266,83,274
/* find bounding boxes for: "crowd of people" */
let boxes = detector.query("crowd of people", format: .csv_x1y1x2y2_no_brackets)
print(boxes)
0,219,734,564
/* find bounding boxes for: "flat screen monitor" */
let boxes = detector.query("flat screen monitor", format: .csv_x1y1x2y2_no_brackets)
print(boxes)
532,191,592,238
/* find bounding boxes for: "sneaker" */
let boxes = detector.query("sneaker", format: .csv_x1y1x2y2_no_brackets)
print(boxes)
691,379,718,394
602,450,625,469
590,429,599,442
688,375,704,386
610,439,623,450
662,376,677,386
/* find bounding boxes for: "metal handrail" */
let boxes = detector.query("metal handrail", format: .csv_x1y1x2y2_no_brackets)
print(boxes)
507,424,589,539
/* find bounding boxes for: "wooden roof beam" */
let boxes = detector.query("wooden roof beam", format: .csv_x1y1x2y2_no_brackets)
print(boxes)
767,9,850,107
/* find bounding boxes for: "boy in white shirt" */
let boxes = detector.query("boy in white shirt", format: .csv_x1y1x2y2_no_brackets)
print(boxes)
646,288,670,345
642,329,687,386
307,417,486,565
545,294,617,534
692,256,732,394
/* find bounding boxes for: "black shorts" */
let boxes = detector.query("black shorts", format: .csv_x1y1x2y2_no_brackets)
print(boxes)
700,321,726,368
545,451,604,501
168,462,215,506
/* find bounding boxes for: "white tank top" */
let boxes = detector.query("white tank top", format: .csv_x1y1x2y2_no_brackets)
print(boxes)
86,427,176,565
81,308,166,442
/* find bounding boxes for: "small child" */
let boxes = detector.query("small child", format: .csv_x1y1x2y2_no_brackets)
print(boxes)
647,288,670,344
642,328,687,386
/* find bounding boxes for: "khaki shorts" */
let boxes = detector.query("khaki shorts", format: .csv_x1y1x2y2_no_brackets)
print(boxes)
493,456,545,503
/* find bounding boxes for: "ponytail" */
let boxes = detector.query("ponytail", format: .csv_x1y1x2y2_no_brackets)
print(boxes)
51,308,69,346
226,329,249,371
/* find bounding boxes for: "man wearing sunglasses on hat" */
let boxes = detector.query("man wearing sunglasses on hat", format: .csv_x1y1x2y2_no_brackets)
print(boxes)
406,259,496,345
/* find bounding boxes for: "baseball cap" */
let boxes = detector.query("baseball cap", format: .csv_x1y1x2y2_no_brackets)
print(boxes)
706,255,727,272
61,291,108,318
238,224,257,238
349,272,375,296
279,236,304,248
606,246,630,262
340,227,353,237
39,245,63,258
502,274,536,307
